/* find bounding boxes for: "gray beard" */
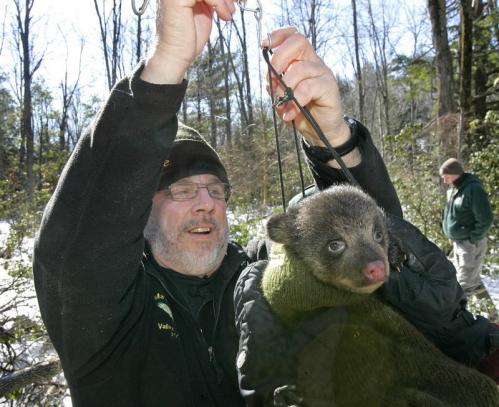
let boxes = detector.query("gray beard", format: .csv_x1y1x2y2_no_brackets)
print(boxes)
144,216,229,276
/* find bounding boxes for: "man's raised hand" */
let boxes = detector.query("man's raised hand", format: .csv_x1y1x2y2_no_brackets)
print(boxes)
263,28,351,148
142,0,237,84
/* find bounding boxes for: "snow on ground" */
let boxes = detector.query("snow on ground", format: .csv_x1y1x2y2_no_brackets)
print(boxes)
483,274,499,309
0,221,38,319
0,221,72,406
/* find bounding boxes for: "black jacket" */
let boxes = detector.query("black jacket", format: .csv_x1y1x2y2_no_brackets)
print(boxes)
235,121,492,406
33,64,247,407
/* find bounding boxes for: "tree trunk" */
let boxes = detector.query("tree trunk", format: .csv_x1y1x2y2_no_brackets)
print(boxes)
111,0,123,87
367,0,391,150
136,13,142,63
15,0,40,201
221,29,248,138
94,0,123,90
458,0,474,155
427,0,456,115
352,0,364,123
58,73,70,152
472,0,487,120
196,79,202,127
237,13,254,136
207,40,217,148
309,0,317,50
216,18,232,146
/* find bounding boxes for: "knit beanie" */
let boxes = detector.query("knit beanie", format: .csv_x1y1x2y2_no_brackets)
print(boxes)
439,158,464,176
158,123,229,190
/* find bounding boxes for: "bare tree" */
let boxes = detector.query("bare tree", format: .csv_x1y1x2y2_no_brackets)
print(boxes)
207,40,218,148
232,12,254,136
352,0,365,123
135,12,143,63
215,18,232,146
94,0,125,90
13,0,43,201
57,33,83,152
365,0,396,150
223,21,249,134
472,0,489,121
457,0,473,154
284,0,333,55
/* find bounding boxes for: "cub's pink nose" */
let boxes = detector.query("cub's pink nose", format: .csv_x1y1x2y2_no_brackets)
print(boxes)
363,261,387,282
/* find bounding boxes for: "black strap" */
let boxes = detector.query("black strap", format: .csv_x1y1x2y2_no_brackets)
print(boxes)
267,58,287,211
302,118,359,162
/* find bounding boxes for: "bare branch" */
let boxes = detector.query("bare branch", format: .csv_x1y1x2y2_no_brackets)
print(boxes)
0,358,61,398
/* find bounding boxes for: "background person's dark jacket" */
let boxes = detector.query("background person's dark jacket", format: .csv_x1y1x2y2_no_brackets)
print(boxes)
235,124,493,406
442,173,493,243
33,64,247,407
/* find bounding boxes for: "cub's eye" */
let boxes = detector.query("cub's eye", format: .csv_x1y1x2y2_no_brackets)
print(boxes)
327,240,346,254
373,230,384,243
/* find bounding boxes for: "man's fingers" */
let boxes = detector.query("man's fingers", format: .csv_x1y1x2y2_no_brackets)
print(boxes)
279,77,332,122
263,26,298,49
269,32,320,76
200,0,236,20
267,60,333,111
279,60,328,90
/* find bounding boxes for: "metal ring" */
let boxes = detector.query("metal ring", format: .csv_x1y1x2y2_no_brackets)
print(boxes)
132,0,150,16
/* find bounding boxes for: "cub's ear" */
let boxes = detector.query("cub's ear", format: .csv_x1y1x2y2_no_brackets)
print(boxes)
266,207,298,245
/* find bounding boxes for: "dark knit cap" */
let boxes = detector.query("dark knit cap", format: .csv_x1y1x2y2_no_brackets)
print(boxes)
439,158,465,176
158,123,229,190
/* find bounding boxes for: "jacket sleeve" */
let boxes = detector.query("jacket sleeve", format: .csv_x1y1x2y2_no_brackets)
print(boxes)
234,261,294,406
380,214,490,366
469,184,493,243
33,62,187,376
303,119,403,217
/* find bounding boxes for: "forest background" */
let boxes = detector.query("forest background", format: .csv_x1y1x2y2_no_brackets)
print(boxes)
0,0,498,404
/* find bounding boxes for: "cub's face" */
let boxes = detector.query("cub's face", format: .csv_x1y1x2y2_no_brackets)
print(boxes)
267,186,389,294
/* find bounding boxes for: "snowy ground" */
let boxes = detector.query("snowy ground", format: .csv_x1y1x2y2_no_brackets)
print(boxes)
0,222,73,406
483,274,499,309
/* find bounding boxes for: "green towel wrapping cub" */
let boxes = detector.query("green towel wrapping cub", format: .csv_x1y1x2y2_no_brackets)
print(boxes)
262,185,498,407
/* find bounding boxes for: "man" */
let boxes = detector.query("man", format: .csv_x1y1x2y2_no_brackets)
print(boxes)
33,1,497,407
34,1,247,405
440,158,494,295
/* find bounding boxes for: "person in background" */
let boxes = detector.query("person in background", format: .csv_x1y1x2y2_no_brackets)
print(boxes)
440,158,494,296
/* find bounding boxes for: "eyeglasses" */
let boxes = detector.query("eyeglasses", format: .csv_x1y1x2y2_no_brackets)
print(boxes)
165,182,231,202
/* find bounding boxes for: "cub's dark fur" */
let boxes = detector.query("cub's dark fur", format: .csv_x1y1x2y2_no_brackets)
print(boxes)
262,185,498,407
268,184,392,295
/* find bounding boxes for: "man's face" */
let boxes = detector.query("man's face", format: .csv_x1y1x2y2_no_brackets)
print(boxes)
144,173,229,277
441,173,460,185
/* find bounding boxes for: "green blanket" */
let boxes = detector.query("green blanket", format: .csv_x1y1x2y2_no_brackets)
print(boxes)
262,244,499,407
